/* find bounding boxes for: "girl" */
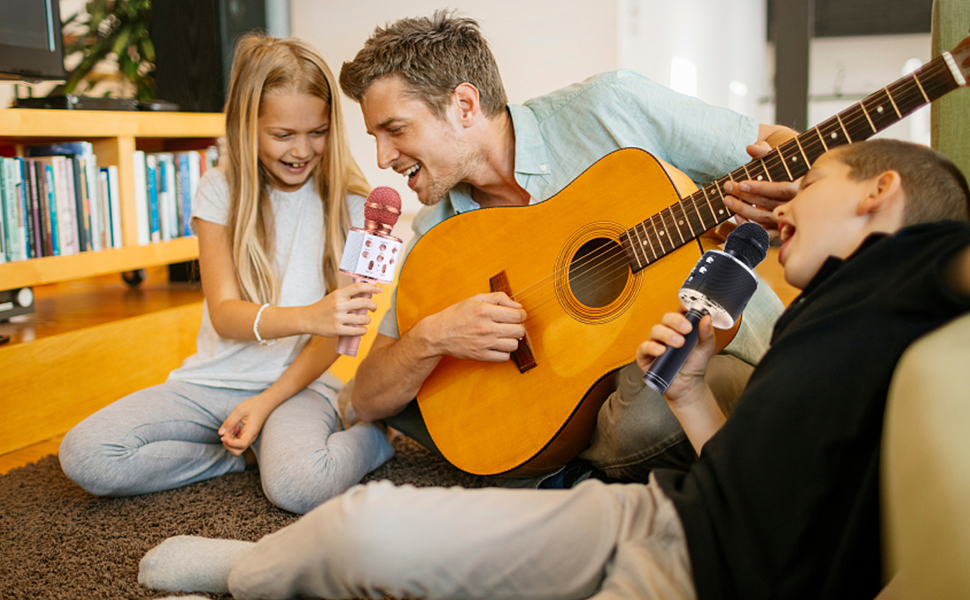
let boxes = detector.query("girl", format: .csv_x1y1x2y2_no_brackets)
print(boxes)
59,34,394,514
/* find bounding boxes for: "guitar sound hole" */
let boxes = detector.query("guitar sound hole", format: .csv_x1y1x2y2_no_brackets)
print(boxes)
568,238,629,308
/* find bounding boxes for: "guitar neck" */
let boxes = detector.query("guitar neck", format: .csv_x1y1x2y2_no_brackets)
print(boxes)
622,51,966,273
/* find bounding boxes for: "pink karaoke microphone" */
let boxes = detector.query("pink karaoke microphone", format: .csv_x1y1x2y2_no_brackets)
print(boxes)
335,186,403,357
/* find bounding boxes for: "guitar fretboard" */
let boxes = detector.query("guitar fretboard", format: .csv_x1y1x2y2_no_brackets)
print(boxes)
621,52,962,272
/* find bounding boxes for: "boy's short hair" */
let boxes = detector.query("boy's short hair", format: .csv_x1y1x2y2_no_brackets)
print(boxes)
339,10,508,119
834,139,970,225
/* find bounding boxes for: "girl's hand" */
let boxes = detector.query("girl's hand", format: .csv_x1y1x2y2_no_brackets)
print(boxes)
219,396,274,456
306,281,381,338
636,310,718,405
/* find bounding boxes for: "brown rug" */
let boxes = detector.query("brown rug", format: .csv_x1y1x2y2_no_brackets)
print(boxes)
0,437,489,599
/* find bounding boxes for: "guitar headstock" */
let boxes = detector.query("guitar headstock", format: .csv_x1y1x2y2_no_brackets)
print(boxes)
949,32,970,85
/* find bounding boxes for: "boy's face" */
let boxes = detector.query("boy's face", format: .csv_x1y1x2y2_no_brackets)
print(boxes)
773,151,876,289
360,75,470,206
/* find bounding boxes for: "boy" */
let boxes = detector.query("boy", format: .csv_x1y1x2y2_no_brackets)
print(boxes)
140,139,970,600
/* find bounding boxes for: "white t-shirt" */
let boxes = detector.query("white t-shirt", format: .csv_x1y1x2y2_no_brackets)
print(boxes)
168,167,364,405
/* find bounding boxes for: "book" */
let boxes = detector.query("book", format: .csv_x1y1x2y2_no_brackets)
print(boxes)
71,155,90,253
1,158,27,262
145,154,161,243
32,161,51,257
39,159,61,256
132,150,149,246
104,166,121,249
20,159,36,259
176,152,193,236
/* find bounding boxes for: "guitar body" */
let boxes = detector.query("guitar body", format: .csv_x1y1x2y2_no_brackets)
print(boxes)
397,148,730,476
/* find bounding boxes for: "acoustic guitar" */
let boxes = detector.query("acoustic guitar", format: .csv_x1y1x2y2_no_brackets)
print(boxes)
396,36,970,477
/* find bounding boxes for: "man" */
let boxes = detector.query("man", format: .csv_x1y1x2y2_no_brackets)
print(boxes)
139,139,970,599
340,11,796,481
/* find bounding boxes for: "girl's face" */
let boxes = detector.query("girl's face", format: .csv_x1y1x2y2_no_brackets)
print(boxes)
257,90,330,192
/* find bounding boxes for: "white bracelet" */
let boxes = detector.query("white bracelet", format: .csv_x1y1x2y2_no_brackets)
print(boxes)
253,303,276,346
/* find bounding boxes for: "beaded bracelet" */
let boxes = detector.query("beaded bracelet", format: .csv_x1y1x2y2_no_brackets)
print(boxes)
253,303,276,346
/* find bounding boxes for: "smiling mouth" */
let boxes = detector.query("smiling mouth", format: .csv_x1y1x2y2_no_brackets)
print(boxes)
404,163,421,181
779,223,795,245
283,160,309,169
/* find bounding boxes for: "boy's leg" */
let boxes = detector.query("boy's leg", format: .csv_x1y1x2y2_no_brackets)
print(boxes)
225,478,690,600
58,381,246,496
580,283,782,481
254,387,394,514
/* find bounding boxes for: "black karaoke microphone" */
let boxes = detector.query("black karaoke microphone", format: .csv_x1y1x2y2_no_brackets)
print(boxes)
643,222,770,394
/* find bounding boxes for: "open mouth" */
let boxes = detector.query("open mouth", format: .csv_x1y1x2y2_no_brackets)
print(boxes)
282,160,309,170
778,223,795,245
404,163,421,182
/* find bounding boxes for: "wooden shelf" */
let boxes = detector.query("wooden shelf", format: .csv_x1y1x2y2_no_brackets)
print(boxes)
0,108,224,288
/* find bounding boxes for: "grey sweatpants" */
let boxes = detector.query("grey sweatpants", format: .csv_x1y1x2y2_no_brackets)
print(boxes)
59,380,394,514
223,475,695,600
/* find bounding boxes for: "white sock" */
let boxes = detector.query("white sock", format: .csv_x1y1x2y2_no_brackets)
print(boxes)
138,535,256,593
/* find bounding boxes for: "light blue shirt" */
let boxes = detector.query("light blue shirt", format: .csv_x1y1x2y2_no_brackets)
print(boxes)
379,70,761,339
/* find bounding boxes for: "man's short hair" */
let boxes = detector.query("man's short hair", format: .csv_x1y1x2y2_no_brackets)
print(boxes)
339,10,508,119
834,139,970,225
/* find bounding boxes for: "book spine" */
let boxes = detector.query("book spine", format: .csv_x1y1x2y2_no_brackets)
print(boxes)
33,161,49,257
106,166,121,249
0,159,7,263
132,150,149,246
72,156,90,253
2,158,26,262
44,163,60,256
146,155,160,243
19,159,36,259
177,154,192,236
54,156,78,255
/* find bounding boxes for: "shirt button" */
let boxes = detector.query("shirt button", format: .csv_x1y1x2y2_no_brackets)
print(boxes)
540,165,547,172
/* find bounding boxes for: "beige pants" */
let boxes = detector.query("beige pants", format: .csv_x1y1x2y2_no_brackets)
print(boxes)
227,476,696,600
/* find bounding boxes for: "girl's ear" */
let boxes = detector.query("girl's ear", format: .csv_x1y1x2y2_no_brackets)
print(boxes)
857,170,904,217
453,83,481,126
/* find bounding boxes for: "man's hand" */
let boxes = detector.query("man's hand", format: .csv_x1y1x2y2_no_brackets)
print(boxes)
422,292,527,362
722,140,801,239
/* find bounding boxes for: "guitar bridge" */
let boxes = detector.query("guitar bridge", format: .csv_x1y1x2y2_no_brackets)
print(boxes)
490,270,537,373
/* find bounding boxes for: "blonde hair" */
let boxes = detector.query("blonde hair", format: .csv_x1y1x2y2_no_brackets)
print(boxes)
224,33,369,304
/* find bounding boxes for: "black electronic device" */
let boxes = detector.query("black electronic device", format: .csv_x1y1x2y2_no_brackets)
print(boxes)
14,95,181,111
0,288,35,322
152,0,267,113
0,0,66,82
643,223,771,394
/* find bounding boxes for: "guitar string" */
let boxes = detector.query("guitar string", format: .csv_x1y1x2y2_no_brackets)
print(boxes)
503,63,949,322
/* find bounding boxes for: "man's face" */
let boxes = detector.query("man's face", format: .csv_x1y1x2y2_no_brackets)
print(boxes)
360,76,470,206
773,151,874,289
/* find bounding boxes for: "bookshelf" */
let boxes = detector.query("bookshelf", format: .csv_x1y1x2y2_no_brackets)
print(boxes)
0,108,224,289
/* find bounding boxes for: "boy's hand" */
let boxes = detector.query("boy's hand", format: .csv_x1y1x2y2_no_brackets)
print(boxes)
637,310,718,405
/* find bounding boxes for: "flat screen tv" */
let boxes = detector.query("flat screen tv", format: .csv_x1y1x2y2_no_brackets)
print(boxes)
0,0,66,82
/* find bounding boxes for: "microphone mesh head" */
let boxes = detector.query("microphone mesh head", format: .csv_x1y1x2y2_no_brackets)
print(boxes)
724,222,770,269
364,186,402,227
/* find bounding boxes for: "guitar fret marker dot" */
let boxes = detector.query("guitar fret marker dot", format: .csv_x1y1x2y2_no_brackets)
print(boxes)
877,106,884,113
757,175,763,181
831,132,838,139
719,209,725,215
660,231,665,236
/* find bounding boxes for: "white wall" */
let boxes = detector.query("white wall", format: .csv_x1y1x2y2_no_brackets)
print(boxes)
617,0,768,121
291,0,619,214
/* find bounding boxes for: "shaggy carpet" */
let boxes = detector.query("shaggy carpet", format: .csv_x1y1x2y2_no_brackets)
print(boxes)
0,436,489,599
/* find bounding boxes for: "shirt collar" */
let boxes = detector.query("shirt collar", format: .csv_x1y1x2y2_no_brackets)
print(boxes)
508,104,552,177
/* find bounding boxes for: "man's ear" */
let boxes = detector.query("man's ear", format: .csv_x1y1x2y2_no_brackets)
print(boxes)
453,83,481,126
857,170,904,217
